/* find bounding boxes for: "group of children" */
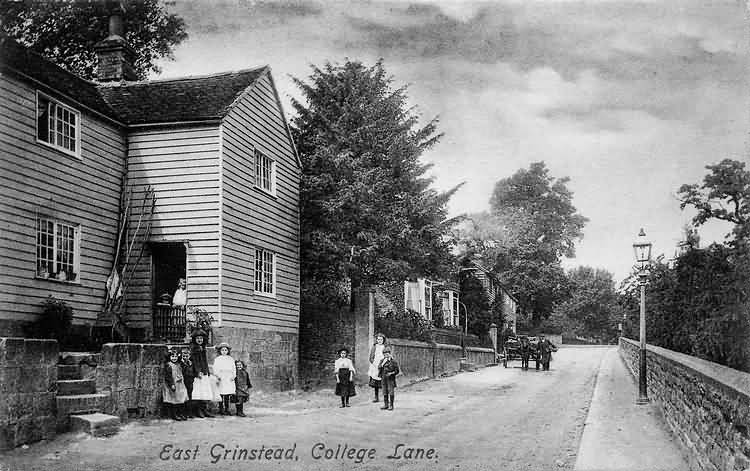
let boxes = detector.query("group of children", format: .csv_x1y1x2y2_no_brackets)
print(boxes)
162,328,252,420
334,333,400,410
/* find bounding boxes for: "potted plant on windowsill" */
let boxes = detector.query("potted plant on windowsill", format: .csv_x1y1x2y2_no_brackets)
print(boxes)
37,263,49,279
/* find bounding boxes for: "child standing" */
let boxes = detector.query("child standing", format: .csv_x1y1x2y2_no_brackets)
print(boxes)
334,347,356,408
378,347,399,411
367,333,388,403
213,342,236,415
189,328,214,418
180,347,196,418
163,348,188,420
233,360,252,417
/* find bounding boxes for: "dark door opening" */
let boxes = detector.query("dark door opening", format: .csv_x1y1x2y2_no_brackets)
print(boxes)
151,242,187,341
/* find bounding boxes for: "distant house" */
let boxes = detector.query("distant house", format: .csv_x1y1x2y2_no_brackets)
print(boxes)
0,23,300,389
466,262,519,334
404,278,460,327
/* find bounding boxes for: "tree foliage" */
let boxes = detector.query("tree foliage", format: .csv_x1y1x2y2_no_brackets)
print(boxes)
291,60,459,303
462,162,587,325
0,0,187,80
548,267,623,343
678,159,750,241
620,244,750,371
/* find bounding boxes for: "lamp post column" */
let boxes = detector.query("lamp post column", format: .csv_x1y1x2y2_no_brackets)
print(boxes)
637,274,649,404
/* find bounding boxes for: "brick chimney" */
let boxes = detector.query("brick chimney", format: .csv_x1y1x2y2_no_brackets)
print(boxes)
94,6,137,82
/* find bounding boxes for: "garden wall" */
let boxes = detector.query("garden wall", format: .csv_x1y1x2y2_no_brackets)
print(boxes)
390,338,496,384
0,338,58,450
95,343,167,420
620,338,750,471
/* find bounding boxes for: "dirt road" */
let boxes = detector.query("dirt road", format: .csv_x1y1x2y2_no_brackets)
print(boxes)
0,347,607,471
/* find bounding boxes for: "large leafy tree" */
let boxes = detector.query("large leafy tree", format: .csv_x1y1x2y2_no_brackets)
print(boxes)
291,60,459,303
476,162,587,325
677,159,750,241
0,0,187,80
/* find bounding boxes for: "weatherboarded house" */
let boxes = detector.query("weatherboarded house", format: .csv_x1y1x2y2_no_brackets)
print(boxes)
0,32,300,390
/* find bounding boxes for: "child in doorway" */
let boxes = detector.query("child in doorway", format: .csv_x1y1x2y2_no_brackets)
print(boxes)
334,347,356,408
378,347,399,411
233,360,252,417
163,348,188,420
213,342,236,415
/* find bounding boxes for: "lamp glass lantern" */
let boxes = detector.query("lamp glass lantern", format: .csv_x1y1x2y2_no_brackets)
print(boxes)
633,228,652,268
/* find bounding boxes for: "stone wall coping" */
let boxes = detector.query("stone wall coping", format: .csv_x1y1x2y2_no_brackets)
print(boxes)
466,346,495,353
102,342,169,348
621,337,750,397
390,338,434,349
0,337,57,343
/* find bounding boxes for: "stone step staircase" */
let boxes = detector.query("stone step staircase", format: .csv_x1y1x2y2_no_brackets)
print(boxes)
56,352,120,437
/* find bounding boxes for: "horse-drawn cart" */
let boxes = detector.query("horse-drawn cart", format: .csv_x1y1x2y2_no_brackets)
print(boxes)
501,336,539,369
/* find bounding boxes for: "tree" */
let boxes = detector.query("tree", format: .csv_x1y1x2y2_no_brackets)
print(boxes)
464,162,587,325
490,162,588,259
549,267,623,343
678,159,750,241
0,1,187,80
291,60,459,304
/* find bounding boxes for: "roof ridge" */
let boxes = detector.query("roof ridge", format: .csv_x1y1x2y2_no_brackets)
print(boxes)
98,65,270,87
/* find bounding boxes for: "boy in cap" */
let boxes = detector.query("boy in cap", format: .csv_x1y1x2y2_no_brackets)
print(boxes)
378,347,400,411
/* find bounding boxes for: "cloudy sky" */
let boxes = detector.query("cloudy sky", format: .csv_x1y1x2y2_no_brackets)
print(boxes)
157,0,749,282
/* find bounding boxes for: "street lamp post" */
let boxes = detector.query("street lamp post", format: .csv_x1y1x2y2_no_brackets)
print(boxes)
633,228,652,405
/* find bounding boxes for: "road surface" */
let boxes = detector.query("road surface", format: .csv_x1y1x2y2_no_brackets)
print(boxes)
0,347,608,471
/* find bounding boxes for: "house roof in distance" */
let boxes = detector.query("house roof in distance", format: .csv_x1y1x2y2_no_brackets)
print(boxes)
97,67,268,125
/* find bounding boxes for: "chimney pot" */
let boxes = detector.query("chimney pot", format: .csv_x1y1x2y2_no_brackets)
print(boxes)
109,13,124,38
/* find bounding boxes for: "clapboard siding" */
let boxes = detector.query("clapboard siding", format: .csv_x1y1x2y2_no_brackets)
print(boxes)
220,71,300,331
123,125,221,329
0,73,126,325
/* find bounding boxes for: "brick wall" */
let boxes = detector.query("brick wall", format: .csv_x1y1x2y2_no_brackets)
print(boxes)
390,338,496,384
620,338,750,471
0,338,58,450
95,343,167,420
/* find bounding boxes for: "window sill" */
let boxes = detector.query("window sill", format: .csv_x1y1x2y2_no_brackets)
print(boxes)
253,186,278,199
253,291,277,300
35,275,80,285
36,138,81,160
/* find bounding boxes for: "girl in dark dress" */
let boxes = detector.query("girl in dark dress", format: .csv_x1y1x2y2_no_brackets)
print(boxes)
189,328,214,418
334,347,356,408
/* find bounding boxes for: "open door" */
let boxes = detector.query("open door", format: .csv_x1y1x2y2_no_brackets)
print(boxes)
151,242,187,341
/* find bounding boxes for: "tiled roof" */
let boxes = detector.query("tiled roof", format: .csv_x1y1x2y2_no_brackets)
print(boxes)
1,35,268,126
97,68,267,125
0,35,118,120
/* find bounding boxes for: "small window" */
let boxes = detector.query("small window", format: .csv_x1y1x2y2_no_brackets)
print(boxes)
36,217,80,282
254,249,275,296
36,93,81,157
254,150,276,194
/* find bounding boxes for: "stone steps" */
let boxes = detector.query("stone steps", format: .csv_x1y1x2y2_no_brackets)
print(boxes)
70,413,120,437
55,356,120,436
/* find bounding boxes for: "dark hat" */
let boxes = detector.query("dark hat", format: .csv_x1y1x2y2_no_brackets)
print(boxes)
215,342,231,354
190,328,207,339
337,347,349,355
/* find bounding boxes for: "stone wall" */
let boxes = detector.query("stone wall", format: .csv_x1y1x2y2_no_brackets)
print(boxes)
0,338,58,450
620,338,750,471
95,343,167,420
210,326,298,392
298,303,355,390
390,338,496,384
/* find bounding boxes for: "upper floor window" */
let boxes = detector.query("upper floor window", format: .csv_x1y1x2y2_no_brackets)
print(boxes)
255,150,276,195
36,93,81,158
254,249,276,296
36,217,80,283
